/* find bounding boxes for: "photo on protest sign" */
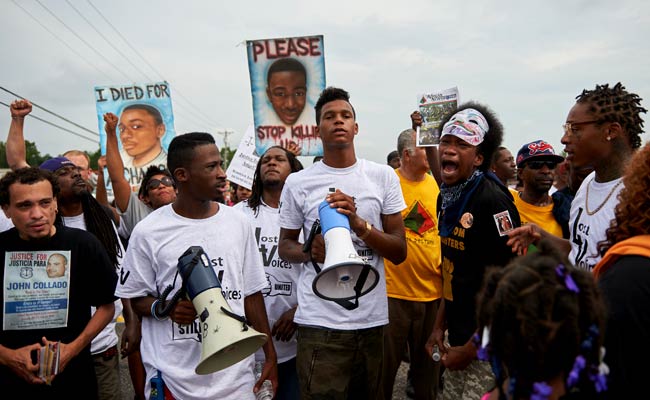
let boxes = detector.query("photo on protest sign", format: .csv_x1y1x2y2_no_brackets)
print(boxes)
416,87,459,146
94,81,176,190
246,35,326,157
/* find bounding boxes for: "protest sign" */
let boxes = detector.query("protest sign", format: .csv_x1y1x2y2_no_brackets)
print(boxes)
225,126,259,190
246,35,326,156
416,87,459,146
3,251,71,331
94,81,176,191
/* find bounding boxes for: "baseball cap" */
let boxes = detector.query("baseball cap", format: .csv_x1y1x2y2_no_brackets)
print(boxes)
39,157,75,172
516,140,565,168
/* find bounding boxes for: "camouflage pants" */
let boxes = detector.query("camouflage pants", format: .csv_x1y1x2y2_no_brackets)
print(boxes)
441,359,494,400
296,325,383,400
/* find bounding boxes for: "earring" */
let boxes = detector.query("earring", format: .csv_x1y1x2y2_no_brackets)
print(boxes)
606,136,611,141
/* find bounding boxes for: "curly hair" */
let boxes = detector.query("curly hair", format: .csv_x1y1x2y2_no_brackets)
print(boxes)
247,146,303,216
600,143,650,254
138,165,174,199
576,82,647,149
314,87,356,125
439,101,504,172
0,167,59,206
477,241,605,398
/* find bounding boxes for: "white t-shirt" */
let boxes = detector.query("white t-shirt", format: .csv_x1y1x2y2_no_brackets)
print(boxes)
115,203,267,400
62,213,123,354
568,172,624,271
234,199,300,363
279,159,406,330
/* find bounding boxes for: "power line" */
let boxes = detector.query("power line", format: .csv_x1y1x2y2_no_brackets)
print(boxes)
0,86,98,136
0,100,97,144
86,0,224,129
10,0,114,81
35,0,134,82
64,0,154,82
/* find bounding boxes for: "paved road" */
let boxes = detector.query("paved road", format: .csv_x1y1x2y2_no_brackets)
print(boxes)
116,323,412,399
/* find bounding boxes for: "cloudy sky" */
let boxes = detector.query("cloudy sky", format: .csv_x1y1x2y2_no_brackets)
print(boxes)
1,0,648,166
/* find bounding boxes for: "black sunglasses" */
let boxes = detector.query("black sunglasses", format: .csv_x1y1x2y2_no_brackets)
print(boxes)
146,176,174,191
526,160,558,170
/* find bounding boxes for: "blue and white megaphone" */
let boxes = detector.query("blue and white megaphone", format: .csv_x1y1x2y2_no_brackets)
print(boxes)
310,192,379,307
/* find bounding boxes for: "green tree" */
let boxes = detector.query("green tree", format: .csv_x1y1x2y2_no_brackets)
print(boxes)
88,148,102,169
220,146,236,170
0,140,52,168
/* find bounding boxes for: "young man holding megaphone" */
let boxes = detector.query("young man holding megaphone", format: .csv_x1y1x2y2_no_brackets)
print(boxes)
279,87,407,399
116,132,278,399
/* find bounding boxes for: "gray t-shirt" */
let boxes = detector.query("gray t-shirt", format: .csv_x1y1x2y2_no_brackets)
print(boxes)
117,191,152,239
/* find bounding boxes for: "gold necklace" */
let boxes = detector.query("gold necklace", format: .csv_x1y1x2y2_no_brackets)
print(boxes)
585,178,623,216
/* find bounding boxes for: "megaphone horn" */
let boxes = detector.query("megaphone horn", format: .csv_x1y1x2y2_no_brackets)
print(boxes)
177,246,267,375
311,193,380,305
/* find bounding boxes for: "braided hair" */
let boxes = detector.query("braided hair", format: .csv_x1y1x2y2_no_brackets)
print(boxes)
60,192,122,269
576,82,647,149
477,241,605,399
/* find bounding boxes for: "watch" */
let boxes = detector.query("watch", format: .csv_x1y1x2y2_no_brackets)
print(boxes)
358,220,372,240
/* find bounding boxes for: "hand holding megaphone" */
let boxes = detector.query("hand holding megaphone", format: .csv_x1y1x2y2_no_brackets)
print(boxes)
323,189,365,231
167,298,197,325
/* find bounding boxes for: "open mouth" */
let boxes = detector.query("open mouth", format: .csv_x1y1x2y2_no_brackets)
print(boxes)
441,160,458,174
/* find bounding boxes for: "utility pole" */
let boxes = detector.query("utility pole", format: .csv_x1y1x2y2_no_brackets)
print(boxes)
216,129,235,165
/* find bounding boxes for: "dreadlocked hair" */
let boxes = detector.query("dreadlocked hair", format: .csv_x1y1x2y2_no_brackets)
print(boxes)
576,82,647,149
248,146,303,216
477,240,605,399
599,143,650,255
68,192,122,269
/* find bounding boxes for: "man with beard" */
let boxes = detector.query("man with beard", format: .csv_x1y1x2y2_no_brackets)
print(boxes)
0,167,116,398
235,146,304,400
6,99,134,400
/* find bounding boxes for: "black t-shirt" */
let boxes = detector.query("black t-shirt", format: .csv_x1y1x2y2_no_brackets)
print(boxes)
599,255,650,399
439,177,520,346
0,226,117,397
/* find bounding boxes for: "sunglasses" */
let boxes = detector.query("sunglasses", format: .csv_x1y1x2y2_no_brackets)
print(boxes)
146,176,174,191
526,161,558,170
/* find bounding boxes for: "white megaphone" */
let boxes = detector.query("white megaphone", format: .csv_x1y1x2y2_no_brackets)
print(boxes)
311,193,379,306
176,246,267,375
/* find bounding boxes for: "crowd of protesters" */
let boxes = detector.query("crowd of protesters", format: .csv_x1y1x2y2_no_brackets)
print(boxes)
0,82,647,400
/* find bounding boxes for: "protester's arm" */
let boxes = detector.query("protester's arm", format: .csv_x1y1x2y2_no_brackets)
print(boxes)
95,156,110,207
119,298,141,358
425,298,447,358
279,228,314,264
507,223,571,256
53,301,114,373
245,291,278,396
272,306,297,342
411,110,442,185
6,100,31,170
104,113,132,213
0,343,44,384
131,295,197,325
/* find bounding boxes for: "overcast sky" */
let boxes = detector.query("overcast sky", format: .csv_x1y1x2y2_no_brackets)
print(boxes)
1,0,648,166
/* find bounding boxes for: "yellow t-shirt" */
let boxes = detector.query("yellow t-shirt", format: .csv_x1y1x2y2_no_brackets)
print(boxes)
514,193,563,238
384,170,442,301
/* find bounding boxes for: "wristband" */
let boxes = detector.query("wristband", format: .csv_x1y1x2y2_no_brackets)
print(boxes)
358,220,372,240
150,299,168,321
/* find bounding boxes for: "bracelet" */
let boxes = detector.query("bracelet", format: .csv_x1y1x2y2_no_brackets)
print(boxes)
150,299,168,321
358,220,372,240
11,116,24,120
